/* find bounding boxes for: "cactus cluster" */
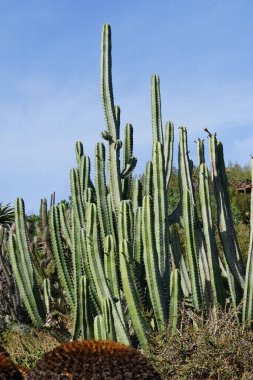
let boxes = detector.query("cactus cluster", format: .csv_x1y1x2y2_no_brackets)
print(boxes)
3,23,253,354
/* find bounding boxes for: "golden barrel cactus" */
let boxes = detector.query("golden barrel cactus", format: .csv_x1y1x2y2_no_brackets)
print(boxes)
27,340,161,379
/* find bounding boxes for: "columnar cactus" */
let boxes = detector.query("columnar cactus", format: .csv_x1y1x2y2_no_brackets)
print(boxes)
8,23,252,351
8,198,45,327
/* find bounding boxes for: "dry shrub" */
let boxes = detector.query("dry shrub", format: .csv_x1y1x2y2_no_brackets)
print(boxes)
0,346,23,379
0,326,59,370
148,307,253,380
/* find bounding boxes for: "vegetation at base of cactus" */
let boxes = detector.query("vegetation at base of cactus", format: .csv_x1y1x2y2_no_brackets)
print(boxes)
27,340,161,379
0,327,60,370
148,307,253,380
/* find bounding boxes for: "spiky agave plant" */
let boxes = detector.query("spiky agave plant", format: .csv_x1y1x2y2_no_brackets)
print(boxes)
0,203,14,227
27,340,161,379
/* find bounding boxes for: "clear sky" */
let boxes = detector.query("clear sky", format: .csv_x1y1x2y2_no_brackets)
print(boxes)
1,0,253,213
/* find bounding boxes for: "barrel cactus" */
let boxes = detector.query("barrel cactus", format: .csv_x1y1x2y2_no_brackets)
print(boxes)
27,340,161,379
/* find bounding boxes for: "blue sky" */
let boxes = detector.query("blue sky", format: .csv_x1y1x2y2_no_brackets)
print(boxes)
1,0,253,213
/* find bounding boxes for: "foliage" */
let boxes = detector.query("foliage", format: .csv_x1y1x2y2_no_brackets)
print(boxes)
148,306,253,380
0,326,59,369
0,203,14,227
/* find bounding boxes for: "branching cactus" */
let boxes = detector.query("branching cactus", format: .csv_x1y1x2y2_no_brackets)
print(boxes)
8,22,253,351
100,24,122,213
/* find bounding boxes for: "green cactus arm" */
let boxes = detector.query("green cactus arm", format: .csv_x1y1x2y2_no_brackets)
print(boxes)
123,123,133,170
75,141,84,165
142,195,166,329
119,239,150,348
152,141,170,296
179,128,202,311
100,24,122,212
14,198,34,285
8,234,44,326
102,297,117,341
132,179,143,213
151,74,163,145
95,142,111,244
114,104,120,129
122,123,136,199
43,278,51,315
79,275,94,339
170,225,192,298
103,235,125,335
118,200,133,248
121,156,137,180
197,138,205,165
70,168,85,229
196,227,213,307
133,207,144,285
50,191,55,207
84,187,96,204
49,205,74,310
144,161,153,197
71,215,82,340
86,202,130,344
164,121,174,189
168,269,180,336
183,189,202,311
243,158,253,323
100,24,118,140
209,134,244,289
224,258,242,314
106,193,117,245
75,141,96,195
94,315,104,340
79,228,101,313
12,198,45,323
39,198,48,230
58,203,72,250
217,141,244,265
79,155,95,196
104,234,120,302
199,162,225,307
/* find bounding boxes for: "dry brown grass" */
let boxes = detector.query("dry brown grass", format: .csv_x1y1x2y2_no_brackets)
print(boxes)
148,307,253,380
0,327,59,370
